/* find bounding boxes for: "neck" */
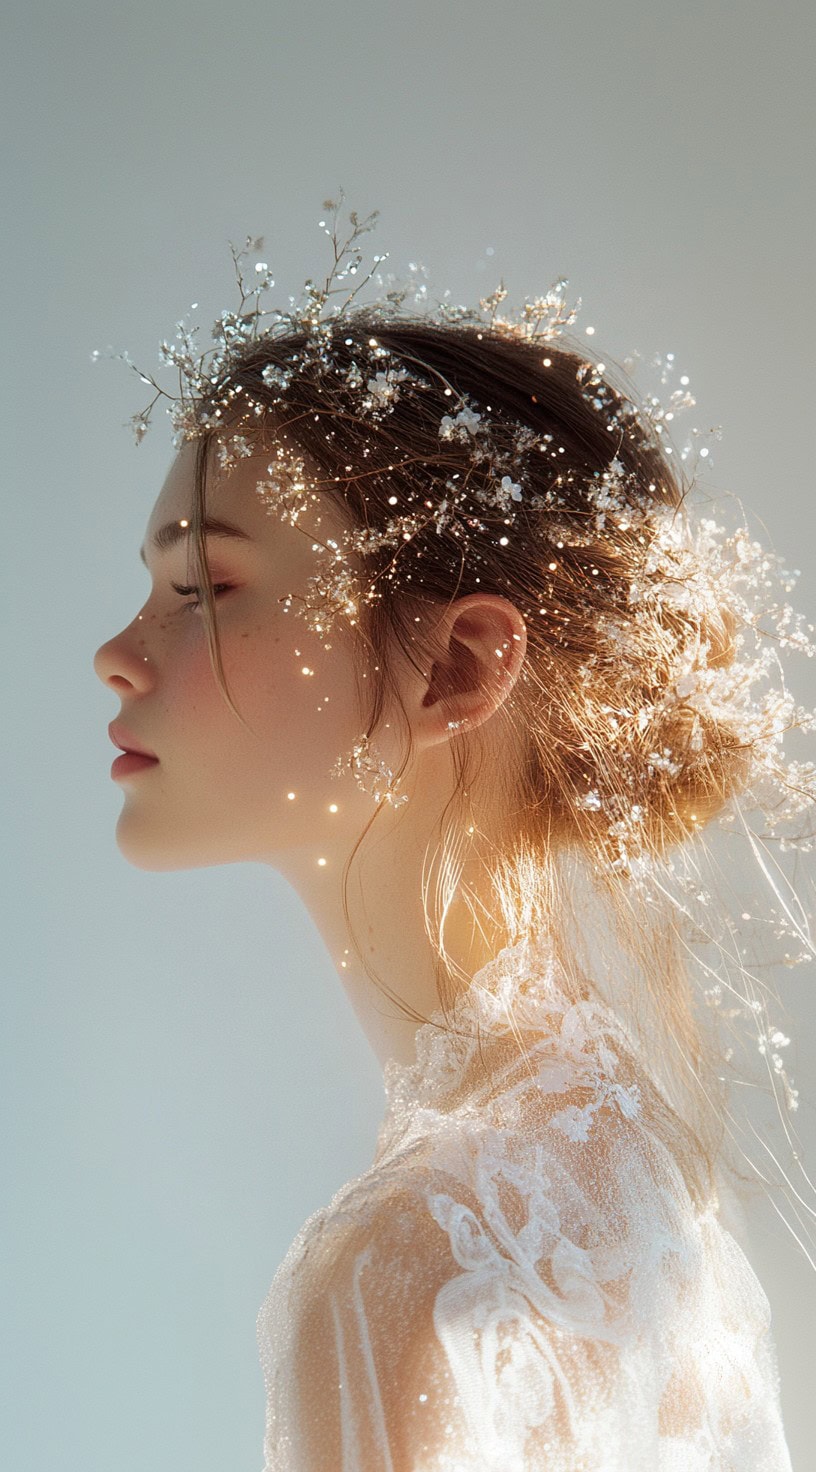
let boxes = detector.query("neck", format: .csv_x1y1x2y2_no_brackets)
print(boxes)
270,777,515,1071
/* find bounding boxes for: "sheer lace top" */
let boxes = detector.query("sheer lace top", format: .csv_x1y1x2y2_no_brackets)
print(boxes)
256,934,792,1470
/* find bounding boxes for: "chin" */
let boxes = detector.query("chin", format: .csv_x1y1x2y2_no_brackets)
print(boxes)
114,816,225,872
115,837,189,872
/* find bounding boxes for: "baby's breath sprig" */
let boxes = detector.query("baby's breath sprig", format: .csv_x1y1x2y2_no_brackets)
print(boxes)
91,189,395,447
91,189,590,454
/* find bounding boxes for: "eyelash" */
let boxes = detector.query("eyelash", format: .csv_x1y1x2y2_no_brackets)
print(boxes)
170,581,233,612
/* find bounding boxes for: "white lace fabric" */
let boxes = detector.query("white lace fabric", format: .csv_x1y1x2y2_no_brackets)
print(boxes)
256,935,793,1470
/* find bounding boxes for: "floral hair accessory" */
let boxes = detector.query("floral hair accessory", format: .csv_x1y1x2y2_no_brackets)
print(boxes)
91,195,584,456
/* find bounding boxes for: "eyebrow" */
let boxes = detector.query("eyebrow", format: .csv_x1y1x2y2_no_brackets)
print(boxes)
139,517,253,565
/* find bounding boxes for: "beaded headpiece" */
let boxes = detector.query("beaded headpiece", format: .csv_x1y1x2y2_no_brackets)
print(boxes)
94,194,816,1259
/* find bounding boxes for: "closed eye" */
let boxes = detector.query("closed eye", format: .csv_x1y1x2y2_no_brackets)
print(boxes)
170,582,233,612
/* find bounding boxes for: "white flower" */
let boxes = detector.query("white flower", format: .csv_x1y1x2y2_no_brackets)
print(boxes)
501,476,524,502
439,404,483,440
261,363,294,391
361,366,410,414
576,789,602,810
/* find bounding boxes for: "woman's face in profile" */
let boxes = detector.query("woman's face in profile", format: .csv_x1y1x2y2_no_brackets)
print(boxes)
93,437,381,874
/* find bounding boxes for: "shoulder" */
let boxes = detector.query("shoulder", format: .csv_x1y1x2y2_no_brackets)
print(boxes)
294,1100,688,1368
264,1122,766,1470
272,1140,675,1470
292,1154,467,1339
270,1158,478,1467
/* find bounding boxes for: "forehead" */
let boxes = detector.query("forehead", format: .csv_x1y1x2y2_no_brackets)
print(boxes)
144,435,350,556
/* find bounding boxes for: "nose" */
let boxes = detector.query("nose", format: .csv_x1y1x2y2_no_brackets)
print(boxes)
93,619,153,693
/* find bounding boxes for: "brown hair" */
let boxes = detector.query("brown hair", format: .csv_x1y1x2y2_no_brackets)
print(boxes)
184,311,774,1208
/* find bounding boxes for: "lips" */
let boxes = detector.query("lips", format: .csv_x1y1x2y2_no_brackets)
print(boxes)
108,721,158,759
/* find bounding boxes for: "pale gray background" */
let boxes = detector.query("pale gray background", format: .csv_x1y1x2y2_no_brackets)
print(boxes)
3,1,815,1468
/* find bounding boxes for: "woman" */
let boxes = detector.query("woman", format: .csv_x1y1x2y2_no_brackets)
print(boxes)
93,205,813,1468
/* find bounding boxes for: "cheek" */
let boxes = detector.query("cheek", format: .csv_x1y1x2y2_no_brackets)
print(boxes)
255,632,363,755
175,621,363,770
169,631,233,712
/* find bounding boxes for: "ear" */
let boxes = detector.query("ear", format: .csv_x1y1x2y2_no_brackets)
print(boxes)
410,594,527,749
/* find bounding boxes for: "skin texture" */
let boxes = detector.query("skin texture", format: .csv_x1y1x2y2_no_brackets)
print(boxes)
94,437,528,1068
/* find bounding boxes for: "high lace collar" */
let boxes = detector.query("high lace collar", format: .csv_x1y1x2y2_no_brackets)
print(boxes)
376,928,622,1156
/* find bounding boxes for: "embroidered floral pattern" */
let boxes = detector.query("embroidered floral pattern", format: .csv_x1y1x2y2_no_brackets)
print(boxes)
256,932,793,1469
